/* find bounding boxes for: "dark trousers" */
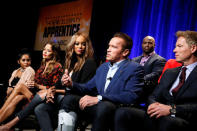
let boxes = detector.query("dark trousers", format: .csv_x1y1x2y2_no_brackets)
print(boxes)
61,94,117,131
114,107,190,131
34,94,64,131
17,94,63,131
17,94,43,120
34,102,54,131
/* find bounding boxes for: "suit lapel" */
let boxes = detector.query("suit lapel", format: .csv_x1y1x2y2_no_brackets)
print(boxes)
105,60,128,93
100,63,110,94
159,67,181,99
135,56,142,63
144,54,156,67
164,67,181,90
175,66,197,98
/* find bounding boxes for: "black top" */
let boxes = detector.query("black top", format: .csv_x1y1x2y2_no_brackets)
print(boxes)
56,58,97,95
11,77,20,87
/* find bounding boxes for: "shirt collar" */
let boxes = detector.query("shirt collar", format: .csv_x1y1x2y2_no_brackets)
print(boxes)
142,51,155,57
108,59,126,68
185,61,197,72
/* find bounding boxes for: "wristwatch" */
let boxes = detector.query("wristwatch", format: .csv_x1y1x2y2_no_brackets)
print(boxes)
170,104,176,117
97,95,102,102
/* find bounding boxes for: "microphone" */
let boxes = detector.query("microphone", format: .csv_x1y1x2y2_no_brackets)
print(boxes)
107,77,112,81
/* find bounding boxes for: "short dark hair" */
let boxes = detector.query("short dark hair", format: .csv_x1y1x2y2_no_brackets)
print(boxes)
176,30,197,56
113,32,133,56
17,48,32,61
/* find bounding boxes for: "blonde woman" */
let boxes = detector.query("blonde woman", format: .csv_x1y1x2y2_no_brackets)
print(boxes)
55,32,98,131
64,32,96,85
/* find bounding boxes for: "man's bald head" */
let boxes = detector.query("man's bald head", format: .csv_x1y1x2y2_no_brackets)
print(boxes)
143,36,155,44
142,36,155,55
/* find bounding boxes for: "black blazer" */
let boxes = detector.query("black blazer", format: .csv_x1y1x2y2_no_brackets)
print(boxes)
56,58,97,91
70,58,97,95
148,66,197,122
71,58,97,83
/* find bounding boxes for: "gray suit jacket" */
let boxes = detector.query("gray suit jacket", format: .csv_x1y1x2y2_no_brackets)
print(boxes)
132,53,166,82
132,53,166,101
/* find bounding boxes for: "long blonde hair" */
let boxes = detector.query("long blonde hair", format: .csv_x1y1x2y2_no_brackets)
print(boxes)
41,42,61,75
65,32,94,72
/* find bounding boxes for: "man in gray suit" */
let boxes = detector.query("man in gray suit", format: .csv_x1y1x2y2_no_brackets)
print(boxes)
132,36,166,102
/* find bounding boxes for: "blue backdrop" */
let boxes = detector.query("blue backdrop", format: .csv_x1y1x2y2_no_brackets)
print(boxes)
121,0,197,60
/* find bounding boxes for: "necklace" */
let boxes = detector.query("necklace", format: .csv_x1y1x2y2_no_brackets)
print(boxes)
20,68,25,72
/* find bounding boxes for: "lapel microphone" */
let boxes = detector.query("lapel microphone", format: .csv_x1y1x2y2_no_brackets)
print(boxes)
107,77,112,81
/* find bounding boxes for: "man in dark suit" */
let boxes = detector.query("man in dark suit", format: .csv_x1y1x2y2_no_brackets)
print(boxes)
132,36,166,102
114,30,197,131
59,32,144,131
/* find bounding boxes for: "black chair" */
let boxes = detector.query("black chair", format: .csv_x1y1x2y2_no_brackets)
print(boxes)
0,83,7,108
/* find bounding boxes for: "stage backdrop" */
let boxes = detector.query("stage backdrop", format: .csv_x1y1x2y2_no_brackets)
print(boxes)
121,0,197,60
34,0,93,50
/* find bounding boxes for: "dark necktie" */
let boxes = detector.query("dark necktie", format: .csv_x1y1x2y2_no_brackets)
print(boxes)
172,67,187,95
